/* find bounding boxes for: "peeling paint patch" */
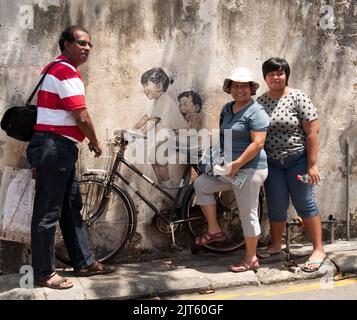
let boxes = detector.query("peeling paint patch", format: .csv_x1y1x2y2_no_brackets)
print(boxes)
218,0,244,39
33,0,61,12
105,0,144,46
0,67,8,86
339,122,357,172
94,3,101,18
27,3,70,45
176,0,201,35
221,0,244,13
152,0,201,40
152,0,173,40
0,140,4,159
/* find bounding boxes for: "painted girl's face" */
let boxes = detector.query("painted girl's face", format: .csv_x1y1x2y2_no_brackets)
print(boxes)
178,96,199,121
143,80,163,99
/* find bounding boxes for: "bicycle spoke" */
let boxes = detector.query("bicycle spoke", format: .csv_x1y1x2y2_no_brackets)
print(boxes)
55,179,134,264
184,186,254,252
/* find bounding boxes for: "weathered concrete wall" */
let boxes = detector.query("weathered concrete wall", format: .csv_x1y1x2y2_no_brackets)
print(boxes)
0,0,356,264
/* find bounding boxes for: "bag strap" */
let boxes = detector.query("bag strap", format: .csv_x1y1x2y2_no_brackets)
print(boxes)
25,59,67,106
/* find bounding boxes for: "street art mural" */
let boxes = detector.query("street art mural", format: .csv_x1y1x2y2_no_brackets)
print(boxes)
132,68,204,188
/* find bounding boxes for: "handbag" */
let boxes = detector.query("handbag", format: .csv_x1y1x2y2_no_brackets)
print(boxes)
1,60,66,142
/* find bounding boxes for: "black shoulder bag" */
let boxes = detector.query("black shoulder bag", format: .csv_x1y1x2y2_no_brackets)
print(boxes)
1,60,66,142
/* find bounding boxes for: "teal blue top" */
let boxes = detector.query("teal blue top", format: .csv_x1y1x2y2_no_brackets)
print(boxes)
219,100,270,169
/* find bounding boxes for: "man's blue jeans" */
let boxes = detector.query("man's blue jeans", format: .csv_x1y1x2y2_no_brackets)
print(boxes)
26,131,94,281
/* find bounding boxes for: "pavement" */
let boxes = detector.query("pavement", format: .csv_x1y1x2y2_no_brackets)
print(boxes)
0,239,357,300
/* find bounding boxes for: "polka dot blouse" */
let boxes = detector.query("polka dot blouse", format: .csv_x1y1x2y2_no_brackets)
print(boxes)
256,89,318,160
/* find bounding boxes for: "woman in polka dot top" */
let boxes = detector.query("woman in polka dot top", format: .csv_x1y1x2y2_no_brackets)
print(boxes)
256,57,326,273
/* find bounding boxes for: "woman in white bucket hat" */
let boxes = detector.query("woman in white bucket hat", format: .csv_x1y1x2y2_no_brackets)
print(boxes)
222,67,260,95
194,67,270,272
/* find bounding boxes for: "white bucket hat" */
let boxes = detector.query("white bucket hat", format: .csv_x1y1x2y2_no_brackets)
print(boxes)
223,67,260,95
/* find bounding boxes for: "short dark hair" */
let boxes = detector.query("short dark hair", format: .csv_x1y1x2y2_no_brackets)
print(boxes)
262,57,290,85
59,25,89,52
177,91,203,113
141,68,171,92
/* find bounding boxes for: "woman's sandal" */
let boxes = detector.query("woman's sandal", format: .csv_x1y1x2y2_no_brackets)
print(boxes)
302,255,327,273
229,259,260,273
74,260,116,277
257,249,282,259
195,231,226,246
35,272,73,290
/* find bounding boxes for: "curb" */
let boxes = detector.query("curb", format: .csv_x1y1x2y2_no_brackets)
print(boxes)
0,240,356,300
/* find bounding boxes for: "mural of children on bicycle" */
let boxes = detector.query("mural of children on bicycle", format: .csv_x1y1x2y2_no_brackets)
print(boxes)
133,68,191,188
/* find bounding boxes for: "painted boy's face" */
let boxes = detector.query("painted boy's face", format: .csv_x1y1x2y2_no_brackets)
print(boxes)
178,96,199,121
143,80,163,99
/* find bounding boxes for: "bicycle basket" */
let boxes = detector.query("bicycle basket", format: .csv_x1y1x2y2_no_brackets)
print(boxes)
76,140,114,179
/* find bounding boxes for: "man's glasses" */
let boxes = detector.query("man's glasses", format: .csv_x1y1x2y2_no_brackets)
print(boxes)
72,39,94,49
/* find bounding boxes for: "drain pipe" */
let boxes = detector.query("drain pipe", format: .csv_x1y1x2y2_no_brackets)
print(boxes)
346,138,350,241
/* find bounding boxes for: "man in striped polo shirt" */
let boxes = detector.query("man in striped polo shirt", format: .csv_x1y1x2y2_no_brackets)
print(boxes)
26,26,114,290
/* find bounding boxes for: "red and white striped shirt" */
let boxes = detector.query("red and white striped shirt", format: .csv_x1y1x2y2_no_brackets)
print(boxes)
34,55,86,142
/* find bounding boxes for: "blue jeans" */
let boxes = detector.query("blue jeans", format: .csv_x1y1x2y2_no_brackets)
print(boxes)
26,131,94,281
264,151,319,222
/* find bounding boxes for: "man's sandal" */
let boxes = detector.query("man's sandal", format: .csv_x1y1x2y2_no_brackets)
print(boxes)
74,260,116,277
35,272,73,290
229,259,260,273
195,231,226,246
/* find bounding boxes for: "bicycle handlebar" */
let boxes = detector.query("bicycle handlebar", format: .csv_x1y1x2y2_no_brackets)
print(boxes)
113,129,147,146
126,129,147,140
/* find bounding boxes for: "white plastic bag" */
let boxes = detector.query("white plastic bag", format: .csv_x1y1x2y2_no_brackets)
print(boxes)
198,145,226,177
0,168,35,244
0,167,17,228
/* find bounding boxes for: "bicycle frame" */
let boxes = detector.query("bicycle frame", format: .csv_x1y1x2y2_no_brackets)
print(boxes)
86,130,203,231
82,130,265,252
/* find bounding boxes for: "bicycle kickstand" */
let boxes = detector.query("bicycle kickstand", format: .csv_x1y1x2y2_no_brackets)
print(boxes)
170,222,183,251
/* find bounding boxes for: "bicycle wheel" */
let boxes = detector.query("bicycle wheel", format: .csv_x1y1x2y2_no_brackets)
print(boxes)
55,178,136,265
182,183,263,253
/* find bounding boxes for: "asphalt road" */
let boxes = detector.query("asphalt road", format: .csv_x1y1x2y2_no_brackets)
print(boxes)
167,277,357,300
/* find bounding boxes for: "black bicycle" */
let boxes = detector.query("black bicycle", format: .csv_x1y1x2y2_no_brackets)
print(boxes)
55,129,264,264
